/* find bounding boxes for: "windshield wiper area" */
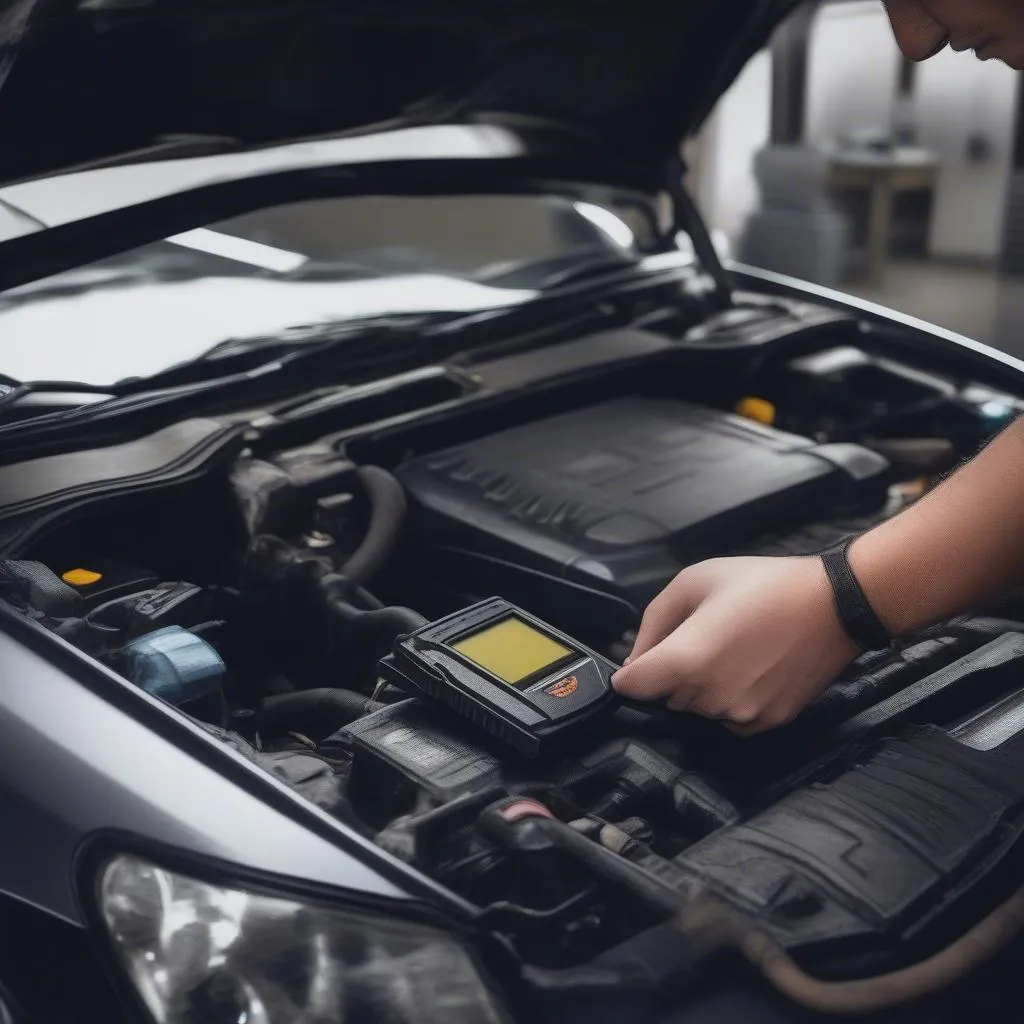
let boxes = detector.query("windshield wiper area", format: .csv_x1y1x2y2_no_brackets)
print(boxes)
0,249,686,435
0,316,455,437
112,312,454,394
0,379,117,418
474,249,637,290
0,307,483,429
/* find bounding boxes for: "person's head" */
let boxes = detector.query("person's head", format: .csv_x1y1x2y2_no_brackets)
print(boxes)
885,0,1024,68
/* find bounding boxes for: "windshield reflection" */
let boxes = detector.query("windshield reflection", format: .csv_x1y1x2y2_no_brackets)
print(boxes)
0,193,645,385
0,274,535,386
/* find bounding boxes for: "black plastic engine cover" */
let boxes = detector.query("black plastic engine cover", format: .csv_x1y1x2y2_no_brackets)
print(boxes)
340,699,504,801
673,726,1024,951
397,397,889,610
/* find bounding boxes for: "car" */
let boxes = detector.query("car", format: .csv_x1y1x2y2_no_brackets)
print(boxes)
4,2,1024,1022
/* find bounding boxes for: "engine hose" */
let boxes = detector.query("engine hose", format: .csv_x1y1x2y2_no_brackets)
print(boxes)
346,582,385,611
262,689,383,741
341,466,407,585
319,572,385,611
326,593,427,642
325,591,427,678
479,798,685,919
486,798,1024,1015
676,883,1024,1016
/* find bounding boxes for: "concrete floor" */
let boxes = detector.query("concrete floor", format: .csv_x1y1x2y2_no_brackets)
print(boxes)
846,260,1024,361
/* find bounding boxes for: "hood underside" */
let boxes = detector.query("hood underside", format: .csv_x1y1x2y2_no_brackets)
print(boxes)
0,0,793,186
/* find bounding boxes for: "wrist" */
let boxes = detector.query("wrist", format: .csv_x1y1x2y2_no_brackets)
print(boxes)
846,518,943,636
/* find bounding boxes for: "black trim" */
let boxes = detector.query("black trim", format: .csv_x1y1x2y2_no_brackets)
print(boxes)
1011,74,1024,172
73,830,462,939
769,0,816,144
821,538,892,652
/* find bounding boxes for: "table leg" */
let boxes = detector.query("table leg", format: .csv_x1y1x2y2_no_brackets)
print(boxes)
866,174,893,287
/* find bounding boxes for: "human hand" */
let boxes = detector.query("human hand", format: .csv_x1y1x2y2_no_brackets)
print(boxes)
611,556,860,734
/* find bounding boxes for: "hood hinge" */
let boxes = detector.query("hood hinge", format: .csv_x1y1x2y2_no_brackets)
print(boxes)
666,156,733,306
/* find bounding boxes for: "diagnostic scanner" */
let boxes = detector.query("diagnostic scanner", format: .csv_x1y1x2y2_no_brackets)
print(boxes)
379,597,618,757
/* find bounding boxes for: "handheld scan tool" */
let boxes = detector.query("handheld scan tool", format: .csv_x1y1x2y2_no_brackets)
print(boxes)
379,597,618,757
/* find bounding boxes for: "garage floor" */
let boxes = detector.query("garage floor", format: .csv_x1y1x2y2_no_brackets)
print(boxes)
846,260,1024,361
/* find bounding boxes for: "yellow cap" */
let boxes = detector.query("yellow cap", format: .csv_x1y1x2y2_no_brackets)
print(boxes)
62,568,103,587
736,396,776,426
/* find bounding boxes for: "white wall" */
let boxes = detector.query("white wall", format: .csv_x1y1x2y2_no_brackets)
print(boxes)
915,48,1017,259
807,0,1018,262
695,49,771,247
697,0,1019,263
805,1,899,149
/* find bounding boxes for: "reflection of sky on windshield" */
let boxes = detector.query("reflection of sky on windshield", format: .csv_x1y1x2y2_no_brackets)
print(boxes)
0,275,535,385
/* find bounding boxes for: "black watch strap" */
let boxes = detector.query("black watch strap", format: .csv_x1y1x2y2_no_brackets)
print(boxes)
820,538,891,652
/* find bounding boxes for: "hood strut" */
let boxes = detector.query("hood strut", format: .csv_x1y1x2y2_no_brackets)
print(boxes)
667,156,732,306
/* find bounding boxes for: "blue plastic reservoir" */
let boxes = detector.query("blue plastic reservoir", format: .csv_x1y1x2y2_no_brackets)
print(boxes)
122,626,225,706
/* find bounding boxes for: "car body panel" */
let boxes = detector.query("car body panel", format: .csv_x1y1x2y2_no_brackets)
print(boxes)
0,0,799,186
0,124,662,293
733,261,1024,381
0,615,411,925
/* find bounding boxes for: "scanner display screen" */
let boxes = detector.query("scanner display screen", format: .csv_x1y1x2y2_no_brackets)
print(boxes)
452,617,573,685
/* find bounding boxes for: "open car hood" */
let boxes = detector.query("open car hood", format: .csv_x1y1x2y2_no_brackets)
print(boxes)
0,0,795,186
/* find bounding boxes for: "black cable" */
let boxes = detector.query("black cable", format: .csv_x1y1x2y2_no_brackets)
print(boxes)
261,689,383,741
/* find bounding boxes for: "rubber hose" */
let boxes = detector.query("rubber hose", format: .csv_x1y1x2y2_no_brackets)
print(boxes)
481,799,683,918
320,572,385,611
347,582,385,611
677,884,1024,1016
341,466,407,585
327,595,428,640
490,799,1024,1015
262,689,383,740
326,594,427,680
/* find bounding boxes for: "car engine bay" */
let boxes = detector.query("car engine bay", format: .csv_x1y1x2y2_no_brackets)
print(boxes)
5,295,1024,1019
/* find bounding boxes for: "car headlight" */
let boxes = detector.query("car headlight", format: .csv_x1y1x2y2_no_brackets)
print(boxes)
97,853,509,1024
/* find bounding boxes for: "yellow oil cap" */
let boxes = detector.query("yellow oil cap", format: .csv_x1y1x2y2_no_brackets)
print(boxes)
62,568,103,587
736,396,776,426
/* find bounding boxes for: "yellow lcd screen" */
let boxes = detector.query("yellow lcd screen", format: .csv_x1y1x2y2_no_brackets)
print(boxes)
452,617,573,686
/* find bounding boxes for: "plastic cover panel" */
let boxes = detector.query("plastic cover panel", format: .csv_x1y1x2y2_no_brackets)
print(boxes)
953,688,1024,751
674,728,1024,948
398,397,889,605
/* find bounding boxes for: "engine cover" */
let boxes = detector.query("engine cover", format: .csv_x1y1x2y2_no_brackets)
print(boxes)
397,396,889,611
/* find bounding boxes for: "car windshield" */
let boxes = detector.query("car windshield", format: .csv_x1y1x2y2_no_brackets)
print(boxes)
0,193,649,387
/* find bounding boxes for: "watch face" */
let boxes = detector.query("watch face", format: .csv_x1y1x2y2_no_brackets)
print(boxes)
452,616,573,686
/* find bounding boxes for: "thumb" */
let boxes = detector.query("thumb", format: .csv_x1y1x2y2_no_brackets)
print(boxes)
628,567,704,663
613,620,703,705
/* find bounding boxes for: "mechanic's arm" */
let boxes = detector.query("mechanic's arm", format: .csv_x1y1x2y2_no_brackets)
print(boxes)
612,417,1024,733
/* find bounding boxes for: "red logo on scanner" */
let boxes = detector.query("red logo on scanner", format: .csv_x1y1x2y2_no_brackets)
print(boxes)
546,676,578,698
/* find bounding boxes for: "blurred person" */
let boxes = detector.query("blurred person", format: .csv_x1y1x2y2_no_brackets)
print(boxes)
612,0,1024,733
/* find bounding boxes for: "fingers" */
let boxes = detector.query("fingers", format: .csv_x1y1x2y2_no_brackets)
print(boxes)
613,623,702,703
720,692,802,734
883,0,948,61
627,567,703,663
614,620,799,731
